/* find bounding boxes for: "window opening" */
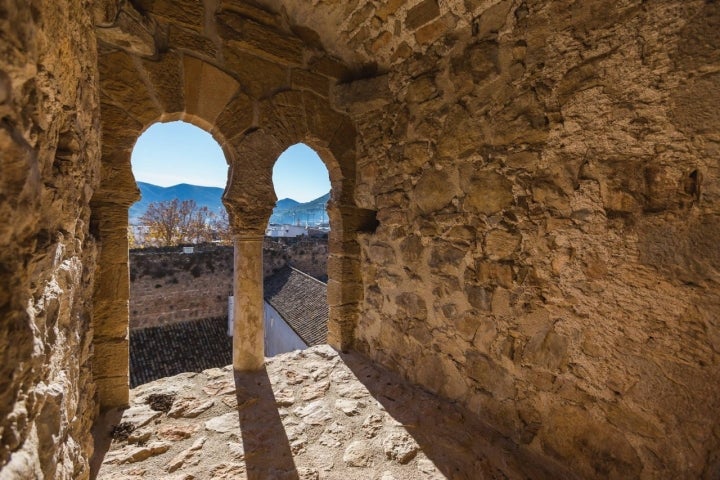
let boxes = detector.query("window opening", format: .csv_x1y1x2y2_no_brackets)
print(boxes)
263,143,331,357
128,121,232,386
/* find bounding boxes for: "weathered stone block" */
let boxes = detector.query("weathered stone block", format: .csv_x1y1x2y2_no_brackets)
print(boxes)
95,376,130,408
413,169,457,214
405,0,440,30
292,69,330,97
214,92,255,142
399,235,424,263
183,56,239,126
462,171,514,215
100,102,144,150
522,328,569,371
308,55,351,80
396,292,427,320
327,278,363,305
671,73,720,137
429,241,466,269
414,16,451,45
258,89,307,145
168,24,217,57
465,351,515,399
464,40,499,82
405,75,438,103
332,75,391,114
136,0,204,30
223,46,289,99
94,299,131,338
475,261,514,288
96,6,157,57
539,407,642,479
472,0,512,36
141,51,185,114
465,285,492,311
94,340,129,378
218,13,303,65
304,91,349,144
219,1,280,28
484,229,520,260
99,51,160,125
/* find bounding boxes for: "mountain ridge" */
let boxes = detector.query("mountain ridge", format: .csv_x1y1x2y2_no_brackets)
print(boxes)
130,182,329,225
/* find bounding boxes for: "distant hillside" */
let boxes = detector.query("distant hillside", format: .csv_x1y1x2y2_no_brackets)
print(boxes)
130,182,225,223
130,182,329,225
270,193,330,225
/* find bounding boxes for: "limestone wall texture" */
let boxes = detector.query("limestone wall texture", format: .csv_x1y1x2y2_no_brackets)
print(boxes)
0,0,100,478
1,0,719,479
314,1,719,478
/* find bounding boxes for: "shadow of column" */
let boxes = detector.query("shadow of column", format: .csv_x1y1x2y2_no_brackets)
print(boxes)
234,367,299,480
337,350,579,480
89,407,125,479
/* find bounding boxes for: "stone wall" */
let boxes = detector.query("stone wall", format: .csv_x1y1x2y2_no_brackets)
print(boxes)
130,248,235,329
272,238,330,282
322,1,720,478
2,1,719,479
0,0,100,478
129,240,328,329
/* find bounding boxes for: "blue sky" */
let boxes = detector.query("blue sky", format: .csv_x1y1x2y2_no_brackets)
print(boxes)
131,121,330,202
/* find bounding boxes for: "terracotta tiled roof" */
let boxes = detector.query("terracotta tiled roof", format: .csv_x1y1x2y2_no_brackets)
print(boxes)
264,266,328,347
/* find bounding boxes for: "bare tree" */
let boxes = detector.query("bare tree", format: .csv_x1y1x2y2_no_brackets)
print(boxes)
127,225,138,249
139,199,214,246
211,209,233,245
187,205,214,244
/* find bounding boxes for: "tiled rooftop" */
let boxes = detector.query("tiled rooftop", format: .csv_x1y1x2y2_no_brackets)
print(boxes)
263,266,328,347
130,267,328,387
129,316,232,387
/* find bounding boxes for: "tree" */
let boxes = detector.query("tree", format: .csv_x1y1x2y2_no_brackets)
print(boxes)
211,209,233,245
127,225,138,249
139,199,214,246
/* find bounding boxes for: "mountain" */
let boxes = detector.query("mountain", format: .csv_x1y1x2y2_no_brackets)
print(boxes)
130,182,225,223
130,182,330,226
269,192,330,225
275,198,301,210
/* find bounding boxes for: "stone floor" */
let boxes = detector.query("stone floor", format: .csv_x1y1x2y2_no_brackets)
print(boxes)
94,345,568,480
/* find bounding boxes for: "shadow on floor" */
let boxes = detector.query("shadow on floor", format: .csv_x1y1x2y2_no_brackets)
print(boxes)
234,367,299,480
338,350,578,480
89,407,124,480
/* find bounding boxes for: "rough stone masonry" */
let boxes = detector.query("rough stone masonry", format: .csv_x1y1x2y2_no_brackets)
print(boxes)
1,0,719,479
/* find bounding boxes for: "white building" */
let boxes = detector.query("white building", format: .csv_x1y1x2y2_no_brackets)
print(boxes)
265,224,308,238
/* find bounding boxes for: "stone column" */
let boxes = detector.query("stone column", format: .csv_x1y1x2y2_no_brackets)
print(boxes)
233,235,265,371
92,201,133,408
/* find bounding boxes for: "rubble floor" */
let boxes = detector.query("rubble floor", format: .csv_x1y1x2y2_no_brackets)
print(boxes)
94,345,564,480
